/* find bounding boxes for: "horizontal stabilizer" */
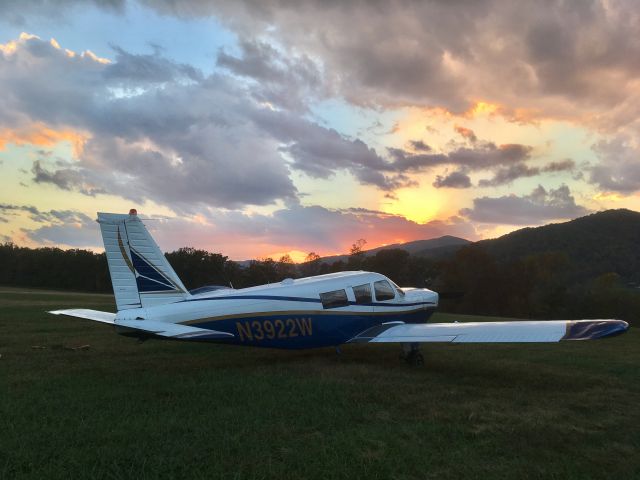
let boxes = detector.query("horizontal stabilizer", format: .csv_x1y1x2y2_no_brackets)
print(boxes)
50,310,234,341
49,309,116,324
116,319,234,340
350,319,629,344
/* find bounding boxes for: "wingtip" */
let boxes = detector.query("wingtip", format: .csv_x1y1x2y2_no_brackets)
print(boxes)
562,319,629,341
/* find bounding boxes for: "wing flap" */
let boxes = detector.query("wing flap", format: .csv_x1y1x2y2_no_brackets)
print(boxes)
350,319,628,344
49,309,116,324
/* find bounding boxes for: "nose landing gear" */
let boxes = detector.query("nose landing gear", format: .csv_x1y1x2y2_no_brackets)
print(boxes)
400,342,424,366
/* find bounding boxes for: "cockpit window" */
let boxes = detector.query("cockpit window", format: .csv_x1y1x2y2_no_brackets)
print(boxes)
320,289,349,309
352,283,372,304
374,280,395,301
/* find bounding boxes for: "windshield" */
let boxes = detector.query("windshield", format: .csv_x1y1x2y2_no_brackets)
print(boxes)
389,279,405,297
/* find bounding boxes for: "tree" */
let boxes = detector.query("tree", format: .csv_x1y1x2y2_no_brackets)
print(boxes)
276,254,297,279
348,239,367,269
300,252,321,277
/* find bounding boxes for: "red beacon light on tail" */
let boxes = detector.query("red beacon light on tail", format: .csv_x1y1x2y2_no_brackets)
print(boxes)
129,209,137,215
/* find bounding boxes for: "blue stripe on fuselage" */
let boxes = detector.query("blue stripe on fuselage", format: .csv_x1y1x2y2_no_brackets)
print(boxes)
187,307,436,349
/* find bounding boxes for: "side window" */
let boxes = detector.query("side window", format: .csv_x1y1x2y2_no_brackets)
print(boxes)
352,283,372,304
320,289,349,309
374,280,395,301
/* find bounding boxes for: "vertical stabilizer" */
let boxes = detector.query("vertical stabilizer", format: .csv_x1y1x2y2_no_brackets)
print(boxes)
97,210,189,310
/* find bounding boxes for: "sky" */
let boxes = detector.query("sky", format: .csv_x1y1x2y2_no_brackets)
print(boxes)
1,0,639,261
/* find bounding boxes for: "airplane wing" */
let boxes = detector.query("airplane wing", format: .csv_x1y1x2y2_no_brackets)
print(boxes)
349,319,629,344
49,309,233,340
50,309,116,324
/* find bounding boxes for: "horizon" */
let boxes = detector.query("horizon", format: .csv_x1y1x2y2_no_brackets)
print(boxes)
4,207,633,263
2,1,640,261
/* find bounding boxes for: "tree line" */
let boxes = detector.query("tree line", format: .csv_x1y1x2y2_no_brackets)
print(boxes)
1,241,638,324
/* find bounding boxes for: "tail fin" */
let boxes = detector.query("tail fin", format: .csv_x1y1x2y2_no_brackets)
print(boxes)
97,210,189,310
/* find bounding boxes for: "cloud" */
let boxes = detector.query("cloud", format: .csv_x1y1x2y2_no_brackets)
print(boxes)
3,32,460,204
589,137,640,193
0,1,125,25
31,160,105,196
478,159,574,187
387,142,532,172
460,184,589,225
105,45,202,84
408,140,431,152
0,203,40,216
0,33,299,210
0,204,101,248
543,159,575,172
433,171,472,189
217,39,324,112
454,125,477,143
24,209,101,248
132,0,640,138
0,123,86,152
8,1,640,136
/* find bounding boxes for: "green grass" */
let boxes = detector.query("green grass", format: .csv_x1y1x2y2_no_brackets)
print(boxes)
0,287,638,479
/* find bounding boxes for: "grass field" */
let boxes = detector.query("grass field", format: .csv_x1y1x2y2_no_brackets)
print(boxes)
1,287,638,479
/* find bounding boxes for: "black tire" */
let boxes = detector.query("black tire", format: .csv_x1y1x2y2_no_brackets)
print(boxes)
405,351,424,366
413,353,424,366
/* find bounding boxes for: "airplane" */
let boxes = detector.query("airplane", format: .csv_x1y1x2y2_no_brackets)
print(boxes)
50,210,629,365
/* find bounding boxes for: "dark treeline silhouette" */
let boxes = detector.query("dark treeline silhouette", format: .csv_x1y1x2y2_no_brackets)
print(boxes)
1,209,639,324
0,243,111,292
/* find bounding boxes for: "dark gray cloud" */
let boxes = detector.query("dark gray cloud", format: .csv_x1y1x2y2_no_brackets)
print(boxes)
408,140,431,152
0,204,92,225
387,142,532,173
249,108,418,191
105,46,202,84
589,137,640,193
433,171,472,189
0,204,40,216
478,159,574,187
543,159,575,173
24,209,101,248
248,107,534,191
32,160,105,196
461,185,589,225
478,164,539,187
0,204,101,247
217,40,324,112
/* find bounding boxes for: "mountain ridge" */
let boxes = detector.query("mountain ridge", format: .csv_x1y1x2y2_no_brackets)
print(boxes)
317,235,471,265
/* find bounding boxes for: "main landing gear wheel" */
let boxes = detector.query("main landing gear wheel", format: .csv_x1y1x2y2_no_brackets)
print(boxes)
401,342,424,366
406,350,424,366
